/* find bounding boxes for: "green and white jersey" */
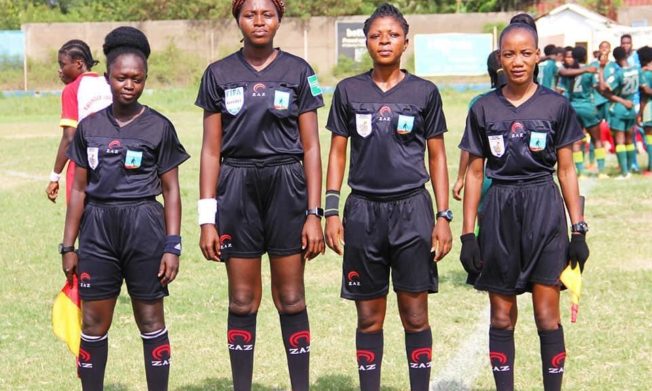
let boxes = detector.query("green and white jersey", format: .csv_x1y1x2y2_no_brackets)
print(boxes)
607,65,642,119
590,60,618,107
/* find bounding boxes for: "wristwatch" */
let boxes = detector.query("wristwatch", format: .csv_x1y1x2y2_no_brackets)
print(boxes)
571,221,589,235
306,208,324,219
58,243,75,254
436,209,453,222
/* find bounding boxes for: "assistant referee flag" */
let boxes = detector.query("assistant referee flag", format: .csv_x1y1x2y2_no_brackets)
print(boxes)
52,275,81,356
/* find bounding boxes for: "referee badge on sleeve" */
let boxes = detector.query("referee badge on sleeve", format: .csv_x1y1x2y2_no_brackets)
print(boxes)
225,87,244,115
356,114,373,138
488,135,505,157
87,147,99,170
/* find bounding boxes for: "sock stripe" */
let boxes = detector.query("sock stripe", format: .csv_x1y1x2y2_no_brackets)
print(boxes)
141,327,168,339
81,332,108,342
572,151,584,163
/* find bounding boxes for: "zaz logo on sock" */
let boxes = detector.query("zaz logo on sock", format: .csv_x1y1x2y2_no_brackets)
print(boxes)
490,351,510,372
548,352,565,374
228,329,253,351
288,330,310,355
151,344,171,366
410,348,432,369
357,350,377,371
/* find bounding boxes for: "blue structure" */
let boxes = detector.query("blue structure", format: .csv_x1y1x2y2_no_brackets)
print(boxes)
0,30,25,64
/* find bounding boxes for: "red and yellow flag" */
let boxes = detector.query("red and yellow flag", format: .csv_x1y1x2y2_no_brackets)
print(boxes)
52,275,82,356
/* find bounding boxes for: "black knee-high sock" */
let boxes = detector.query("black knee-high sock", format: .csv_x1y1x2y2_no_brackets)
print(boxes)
227,311,257,391
405,328,432,391
356,329,383,391
280,309,310,391
539,326,566,391
141,328,170,391
78,332,108,391
489,327,515,391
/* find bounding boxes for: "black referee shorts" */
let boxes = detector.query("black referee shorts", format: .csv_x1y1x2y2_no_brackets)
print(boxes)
216,156,307,260
77,199,168,301
474,176,568,295
341,187,437,300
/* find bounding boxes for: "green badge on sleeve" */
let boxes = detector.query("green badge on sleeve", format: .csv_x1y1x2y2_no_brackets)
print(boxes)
307,74,322,97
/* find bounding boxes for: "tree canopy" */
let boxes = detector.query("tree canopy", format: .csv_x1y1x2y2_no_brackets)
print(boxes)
0,0,612,30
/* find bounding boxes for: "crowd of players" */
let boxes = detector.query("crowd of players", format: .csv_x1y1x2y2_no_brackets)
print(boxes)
537,34,652,178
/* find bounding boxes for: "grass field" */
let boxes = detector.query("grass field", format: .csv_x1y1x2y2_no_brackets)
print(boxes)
0,87,650,391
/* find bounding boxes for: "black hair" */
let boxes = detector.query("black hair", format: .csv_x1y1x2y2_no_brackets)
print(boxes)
637,46,652,67
363,3,409,37
498,22,539,48
572,46,587,64
620,34,632,42
564,46,574,54
58,40,98,70
554,47,564,55
509,13,538,33
486,50,506,88
613,46,627,62
103,26,151,71
543,44,556,56
232,0,285,20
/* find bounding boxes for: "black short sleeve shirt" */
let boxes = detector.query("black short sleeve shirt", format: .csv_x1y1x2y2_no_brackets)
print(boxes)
68,106,190,201
326,71,447,194
195,49,324,158
459,86,584,181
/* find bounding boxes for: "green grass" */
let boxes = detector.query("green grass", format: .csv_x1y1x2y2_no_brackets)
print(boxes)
0,88,650,390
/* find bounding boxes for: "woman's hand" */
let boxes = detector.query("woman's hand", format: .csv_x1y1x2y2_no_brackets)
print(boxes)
200,224,221,262
325,215,344,255
158,253,180,286
62,252,78,285
302,215,325,260
432,221,452,261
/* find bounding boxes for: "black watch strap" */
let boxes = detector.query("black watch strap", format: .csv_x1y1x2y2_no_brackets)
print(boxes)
571,221,589,234
59,243,75,254
436,209,453,222
306,208,324,218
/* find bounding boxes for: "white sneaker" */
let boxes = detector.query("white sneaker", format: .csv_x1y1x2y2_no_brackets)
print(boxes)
615,173,632,180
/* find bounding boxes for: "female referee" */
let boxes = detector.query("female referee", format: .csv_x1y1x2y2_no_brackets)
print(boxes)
46,40,112,204
325,4,452,390
195,0,325,390
459,22,590,391
61,27,189,390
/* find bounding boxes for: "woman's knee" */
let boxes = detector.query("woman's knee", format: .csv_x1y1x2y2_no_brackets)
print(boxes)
274,290,306,314
229,289,261,315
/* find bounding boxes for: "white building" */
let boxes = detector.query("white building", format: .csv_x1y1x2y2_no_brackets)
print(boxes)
536,3,652,53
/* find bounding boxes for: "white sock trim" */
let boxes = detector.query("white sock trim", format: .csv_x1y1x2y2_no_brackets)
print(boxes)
140,327,168,340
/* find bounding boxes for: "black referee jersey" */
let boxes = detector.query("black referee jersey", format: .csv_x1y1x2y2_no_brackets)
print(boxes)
326,71,447,195
195,49,324,159
459,86,584,181
67,106,189,201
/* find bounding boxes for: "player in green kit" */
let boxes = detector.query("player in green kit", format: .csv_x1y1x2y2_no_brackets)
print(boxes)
567,47,603,176
539,46,563,90
590,41,618,176
637,46,652,176
599,46,642,178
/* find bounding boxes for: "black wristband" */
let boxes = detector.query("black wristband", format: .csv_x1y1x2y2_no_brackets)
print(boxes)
325,190,340,217
460,233,476,242
164,235,182,256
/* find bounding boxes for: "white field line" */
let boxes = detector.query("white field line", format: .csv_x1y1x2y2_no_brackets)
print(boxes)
431,305,490,391
430,177,596,391
5,170,46,181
